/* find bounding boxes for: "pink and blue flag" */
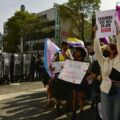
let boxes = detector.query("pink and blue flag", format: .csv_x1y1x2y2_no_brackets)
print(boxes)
44,39,60,77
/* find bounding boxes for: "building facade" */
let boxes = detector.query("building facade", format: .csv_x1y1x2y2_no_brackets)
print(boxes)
25,8,55,54
25,6,70,54
3,5,70,54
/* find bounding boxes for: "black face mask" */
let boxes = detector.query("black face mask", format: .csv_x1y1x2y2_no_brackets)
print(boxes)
90,51,95,56
103,50,110,58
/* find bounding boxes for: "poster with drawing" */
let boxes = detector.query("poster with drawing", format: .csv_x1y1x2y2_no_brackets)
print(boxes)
96,9,116,38
52,61,65,73
58,60,89,84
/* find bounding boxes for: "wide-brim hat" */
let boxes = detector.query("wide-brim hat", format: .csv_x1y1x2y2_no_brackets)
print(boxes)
75,46,87,58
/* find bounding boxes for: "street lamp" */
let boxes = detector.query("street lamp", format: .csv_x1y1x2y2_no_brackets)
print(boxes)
20,4,25,82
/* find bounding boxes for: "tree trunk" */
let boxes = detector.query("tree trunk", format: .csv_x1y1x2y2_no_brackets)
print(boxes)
81,13,84,41
91,11,96,41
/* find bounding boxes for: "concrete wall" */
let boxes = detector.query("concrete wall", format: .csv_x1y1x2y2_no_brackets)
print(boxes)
37,8,55,21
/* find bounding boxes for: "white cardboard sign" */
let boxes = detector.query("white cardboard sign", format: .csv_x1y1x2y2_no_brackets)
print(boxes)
52,61,65,73
96,9,116,38
58,60,89,84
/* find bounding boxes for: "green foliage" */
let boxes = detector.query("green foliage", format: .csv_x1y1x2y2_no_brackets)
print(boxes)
59,0,101,41
3,10,50,53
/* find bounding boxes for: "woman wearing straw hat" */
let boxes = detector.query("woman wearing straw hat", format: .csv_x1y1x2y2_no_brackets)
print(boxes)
71,46,88,120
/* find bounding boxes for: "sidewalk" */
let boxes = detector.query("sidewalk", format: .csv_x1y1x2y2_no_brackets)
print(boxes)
0,81,44,95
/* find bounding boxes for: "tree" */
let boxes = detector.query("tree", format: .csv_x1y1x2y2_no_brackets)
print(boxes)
0,33,3,50
3,10,49,53
59,0,101,41
0,33,2,39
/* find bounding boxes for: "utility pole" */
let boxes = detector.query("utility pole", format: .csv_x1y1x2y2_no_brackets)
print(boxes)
91,10,96,41
20,5,25,82
54,3,61,46
81,13,84,41
20,30,24,82
20,31,23,54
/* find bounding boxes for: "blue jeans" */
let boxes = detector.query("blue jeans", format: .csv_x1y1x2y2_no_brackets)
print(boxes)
101,88,120,120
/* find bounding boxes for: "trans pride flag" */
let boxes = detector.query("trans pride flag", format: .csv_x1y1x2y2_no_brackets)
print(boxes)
44,39,60,77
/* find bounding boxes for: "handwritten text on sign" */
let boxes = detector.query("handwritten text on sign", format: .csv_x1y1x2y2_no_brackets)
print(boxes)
58,60,89,84
96,9,116,38
52,61,65,73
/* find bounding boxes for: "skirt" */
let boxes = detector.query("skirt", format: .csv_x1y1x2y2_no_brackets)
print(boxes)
72,79,87,91
51,78,72,101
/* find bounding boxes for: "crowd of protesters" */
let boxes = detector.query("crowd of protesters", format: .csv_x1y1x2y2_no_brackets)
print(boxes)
0,23,120,120
42,24,120,120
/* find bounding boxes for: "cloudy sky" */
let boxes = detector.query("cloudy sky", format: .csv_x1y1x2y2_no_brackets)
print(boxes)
0,0,119,33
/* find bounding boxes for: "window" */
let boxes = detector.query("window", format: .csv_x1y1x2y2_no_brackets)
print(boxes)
41,14,47,19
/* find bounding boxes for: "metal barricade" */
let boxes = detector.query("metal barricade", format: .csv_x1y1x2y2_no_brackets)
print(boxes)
3,53,11,84
0,52,33,83
0,56,3,84
14,54,21,82
23,54,31,81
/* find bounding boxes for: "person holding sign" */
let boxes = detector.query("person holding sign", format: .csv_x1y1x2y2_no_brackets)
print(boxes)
94,22,120,120
51,41,73,112
71,47,87,120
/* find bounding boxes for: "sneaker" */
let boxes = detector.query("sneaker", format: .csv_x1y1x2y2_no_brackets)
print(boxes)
71,112,77,120
79,111,84,119
46,101,54,108
55,104,62,115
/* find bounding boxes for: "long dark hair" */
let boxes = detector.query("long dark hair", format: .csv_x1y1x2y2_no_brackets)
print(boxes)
74,47,87,61
108,43,118,58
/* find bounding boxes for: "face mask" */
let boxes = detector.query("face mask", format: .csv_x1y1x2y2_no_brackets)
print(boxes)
90,51,95,56
103,50,110,58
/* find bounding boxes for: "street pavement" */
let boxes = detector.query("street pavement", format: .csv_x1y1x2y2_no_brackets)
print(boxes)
0,81,44,95
0,81,96,120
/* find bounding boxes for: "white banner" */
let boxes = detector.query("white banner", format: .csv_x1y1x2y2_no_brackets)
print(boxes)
52,61,65,73
96,9,116,38
58,60,89,84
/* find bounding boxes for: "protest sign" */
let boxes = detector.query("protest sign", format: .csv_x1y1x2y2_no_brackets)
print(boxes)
96,9,116,38
58,60,89,84
52,61,65,73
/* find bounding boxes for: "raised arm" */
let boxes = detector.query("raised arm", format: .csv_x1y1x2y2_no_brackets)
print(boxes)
116,33,120,57
94,38,105,66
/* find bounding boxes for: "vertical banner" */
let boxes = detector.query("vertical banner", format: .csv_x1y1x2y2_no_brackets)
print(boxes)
96,9,116,38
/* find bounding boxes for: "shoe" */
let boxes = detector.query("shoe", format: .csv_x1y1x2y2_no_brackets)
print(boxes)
79,111,84,119
46,101,54,108
71,112,77,120
56,104,60,110
55,104,62,115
